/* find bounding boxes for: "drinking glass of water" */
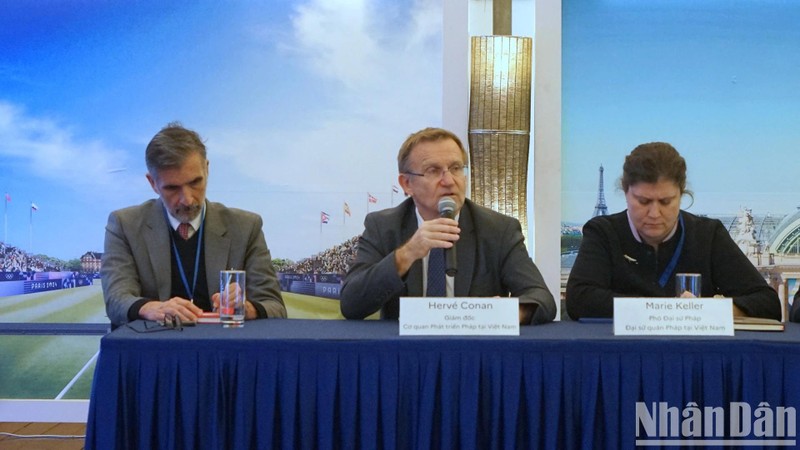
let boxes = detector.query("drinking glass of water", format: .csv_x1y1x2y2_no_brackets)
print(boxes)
219,270,246,327
675,273,701,298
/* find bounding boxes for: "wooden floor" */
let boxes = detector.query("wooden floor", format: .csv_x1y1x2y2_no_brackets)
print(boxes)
0,423,86,450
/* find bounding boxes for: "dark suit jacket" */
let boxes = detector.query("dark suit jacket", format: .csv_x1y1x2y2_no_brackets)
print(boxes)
340,198,556,324
791,289,800,322
566,210,781,320
101,199,286,328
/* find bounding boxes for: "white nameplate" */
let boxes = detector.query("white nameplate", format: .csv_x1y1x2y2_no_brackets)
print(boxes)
399,297,519,336
614,297,734,336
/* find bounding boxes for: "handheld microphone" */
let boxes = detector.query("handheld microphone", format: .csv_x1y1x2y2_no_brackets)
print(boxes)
437,197,458,276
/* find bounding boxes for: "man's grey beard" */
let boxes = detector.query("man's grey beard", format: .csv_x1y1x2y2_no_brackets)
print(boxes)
173,204,202,222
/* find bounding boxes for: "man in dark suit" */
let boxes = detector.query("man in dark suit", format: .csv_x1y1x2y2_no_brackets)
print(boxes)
101,122,285,328
340,127,555,324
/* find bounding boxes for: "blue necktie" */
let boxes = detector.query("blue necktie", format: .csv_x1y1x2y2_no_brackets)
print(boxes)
427,248,446,297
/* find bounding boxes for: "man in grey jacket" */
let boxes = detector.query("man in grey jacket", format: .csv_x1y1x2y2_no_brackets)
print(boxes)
340,127,555,325
101,122,285,328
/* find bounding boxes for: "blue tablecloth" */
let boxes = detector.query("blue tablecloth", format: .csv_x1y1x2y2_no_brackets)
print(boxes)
85,319,800,449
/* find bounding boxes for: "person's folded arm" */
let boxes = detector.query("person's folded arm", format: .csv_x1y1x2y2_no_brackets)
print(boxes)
565,220,617,320
101,212,148,327
500,219,557,325
242,215,286,319
340,214,408,319
792,290,800,323
708,222,781,320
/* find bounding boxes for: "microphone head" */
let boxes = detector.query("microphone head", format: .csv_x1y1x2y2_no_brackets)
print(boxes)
438,196,457,219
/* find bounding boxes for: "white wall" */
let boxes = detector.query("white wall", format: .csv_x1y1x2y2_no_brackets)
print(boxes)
446,0,562,315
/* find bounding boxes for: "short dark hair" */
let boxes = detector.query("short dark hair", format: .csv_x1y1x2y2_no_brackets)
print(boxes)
620,142,691,196
145,122,207,176
397,127,467,173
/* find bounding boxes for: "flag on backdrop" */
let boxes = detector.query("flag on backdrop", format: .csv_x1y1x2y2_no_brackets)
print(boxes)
343,202,351,217
320,211,330,224
30,203,38,211
368,193,377,204
4,193,10,202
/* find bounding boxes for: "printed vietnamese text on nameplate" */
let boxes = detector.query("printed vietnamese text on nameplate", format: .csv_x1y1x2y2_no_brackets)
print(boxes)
614,297,733,336
399,297,519,336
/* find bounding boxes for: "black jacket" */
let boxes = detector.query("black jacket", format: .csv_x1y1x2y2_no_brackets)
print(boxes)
791,288,800,322
566,210,781,320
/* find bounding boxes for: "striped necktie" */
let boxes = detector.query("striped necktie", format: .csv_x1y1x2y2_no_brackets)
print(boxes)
177,223,191,240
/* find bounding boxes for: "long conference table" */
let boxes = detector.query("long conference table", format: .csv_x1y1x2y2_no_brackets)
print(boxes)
85,319,800,449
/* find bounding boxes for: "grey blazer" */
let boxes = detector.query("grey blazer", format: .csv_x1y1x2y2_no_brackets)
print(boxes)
101,199,285,327
340,198,556,324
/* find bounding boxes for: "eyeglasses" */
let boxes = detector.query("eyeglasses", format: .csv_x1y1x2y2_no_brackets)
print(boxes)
404,163,468,180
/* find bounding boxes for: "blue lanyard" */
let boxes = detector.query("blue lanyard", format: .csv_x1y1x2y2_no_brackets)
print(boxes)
169,208,205,301
658,213,685,288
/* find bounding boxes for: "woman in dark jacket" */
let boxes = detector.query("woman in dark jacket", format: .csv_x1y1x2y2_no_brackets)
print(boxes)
566,142,781,321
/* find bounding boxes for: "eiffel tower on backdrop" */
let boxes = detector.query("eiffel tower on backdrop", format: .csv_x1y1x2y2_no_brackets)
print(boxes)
592,165,608,217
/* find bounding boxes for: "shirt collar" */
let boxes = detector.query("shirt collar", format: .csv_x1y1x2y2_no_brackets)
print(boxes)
626,209,679,244
165,201,205,231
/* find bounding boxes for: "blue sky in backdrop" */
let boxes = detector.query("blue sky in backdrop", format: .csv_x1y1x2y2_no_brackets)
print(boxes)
0,0,442,261
562,0,800,224
2,0,798,261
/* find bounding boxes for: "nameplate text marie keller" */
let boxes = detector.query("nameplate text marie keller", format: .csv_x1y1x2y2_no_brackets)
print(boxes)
614,297,734,336
399,297,519,336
